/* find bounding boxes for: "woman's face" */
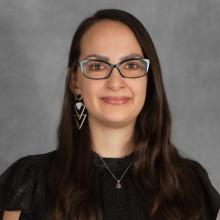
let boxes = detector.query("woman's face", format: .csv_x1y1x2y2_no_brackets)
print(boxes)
71,20,147,128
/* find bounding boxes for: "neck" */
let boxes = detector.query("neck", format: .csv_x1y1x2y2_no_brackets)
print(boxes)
88,116,135,158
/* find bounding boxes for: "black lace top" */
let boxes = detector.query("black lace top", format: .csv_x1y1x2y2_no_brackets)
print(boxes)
0,150,219,220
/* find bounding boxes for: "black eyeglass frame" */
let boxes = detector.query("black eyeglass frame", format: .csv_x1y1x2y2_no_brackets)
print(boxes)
76,57,150,80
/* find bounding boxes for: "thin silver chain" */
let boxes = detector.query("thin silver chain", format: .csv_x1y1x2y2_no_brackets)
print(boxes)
99,155,133,185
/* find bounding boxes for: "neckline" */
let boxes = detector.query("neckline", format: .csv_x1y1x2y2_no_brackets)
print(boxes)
92,151,135,171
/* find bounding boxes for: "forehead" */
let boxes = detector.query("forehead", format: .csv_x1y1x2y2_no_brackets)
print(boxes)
79,20,143,59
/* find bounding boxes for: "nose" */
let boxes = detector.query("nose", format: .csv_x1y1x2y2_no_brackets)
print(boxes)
106,66,125,88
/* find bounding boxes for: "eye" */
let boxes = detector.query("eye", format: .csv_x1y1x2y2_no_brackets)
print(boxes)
88,62,105,71
93,64,103,70
126,62,139,69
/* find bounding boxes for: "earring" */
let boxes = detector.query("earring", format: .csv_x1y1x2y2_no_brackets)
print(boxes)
73,92,87,130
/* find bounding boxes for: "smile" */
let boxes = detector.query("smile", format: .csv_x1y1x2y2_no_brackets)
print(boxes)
101,97,131,105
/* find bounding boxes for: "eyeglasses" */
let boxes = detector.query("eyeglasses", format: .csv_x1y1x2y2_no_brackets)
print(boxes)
76,57,150,80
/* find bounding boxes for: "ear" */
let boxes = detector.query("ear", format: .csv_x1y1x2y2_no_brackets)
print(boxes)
69,68,81,94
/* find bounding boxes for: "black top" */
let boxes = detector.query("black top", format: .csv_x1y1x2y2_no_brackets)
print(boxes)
0,150,219,220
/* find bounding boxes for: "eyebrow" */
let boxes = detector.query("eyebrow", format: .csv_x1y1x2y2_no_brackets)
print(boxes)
82,53,143,62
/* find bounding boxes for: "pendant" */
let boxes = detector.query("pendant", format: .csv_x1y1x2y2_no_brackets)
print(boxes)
116,181,122,189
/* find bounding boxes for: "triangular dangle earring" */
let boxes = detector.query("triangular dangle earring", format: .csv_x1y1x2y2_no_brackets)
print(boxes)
73,92,87,130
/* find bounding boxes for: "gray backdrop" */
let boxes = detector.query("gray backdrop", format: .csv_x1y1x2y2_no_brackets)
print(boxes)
0,0,219,192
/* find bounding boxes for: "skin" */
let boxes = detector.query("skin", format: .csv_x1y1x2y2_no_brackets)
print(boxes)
2,210,21,220
70,20,147,158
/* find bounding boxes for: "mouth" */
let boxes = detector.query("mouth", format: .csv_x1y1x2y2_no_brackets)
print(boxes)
100,96,131,105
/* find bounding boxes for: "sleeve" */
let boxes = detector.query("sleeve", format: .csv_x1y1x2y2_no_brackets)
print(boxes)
190,160,220,220
0,155,39,217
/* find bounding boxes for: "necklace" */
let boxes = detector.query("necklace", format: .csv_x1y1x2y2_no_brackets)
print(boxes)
98,155,133,189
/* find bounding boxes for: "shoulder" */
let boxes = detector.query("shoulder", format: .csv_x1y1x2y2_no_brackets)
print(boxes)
183,158,220,219
0,150,56,186
0,150,57,215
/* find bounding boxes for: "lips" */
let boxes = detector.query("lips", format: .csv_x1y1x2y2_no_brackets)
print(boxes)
101,96,131,100
101,96,131,104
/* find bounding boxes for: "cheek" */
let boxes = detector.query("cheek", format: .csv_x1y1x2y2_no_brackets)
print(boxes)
80,83,99,109
135,79,147,108
135,76,147,95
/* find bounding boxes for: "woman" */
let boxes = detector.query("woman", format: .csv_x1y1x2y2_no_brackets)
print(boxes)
0,8,219,220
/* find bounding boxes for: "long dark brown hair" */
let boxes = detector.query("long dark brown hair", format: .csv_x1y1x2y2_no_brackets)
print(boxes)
46,8,205,220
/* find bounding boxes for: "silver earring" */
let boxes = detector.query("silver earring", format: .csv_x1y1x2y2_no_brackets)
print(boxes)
73,92,87,130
